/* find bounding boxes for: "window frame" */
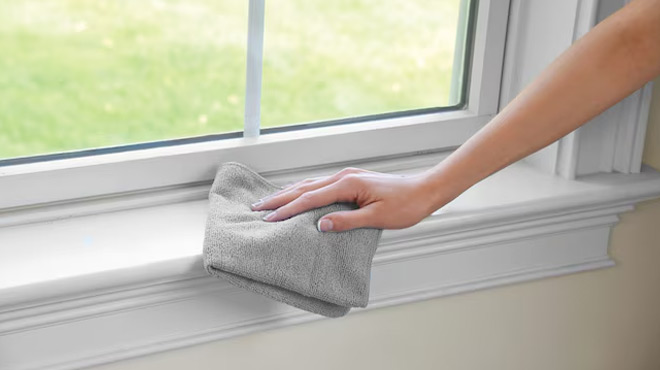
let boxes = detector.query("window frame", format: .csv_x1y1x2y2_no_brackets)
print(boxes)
501,0,654,179
0,0,510,212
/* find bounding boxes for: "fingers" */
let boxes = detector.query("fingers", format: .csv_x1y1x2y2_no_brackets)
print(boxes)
260,176,357,222
256,177,324,205
252,168,363,210
268,167,370,200
317,205,379,232
268,176,324,198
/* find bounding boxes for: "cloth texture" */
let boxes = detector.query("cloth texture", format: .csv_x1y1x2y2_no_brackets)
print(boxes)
202,161,383,318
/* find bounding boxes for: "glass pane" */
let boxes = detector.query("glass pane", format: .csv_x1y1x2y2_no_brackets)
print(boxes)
0,0,247,160
260,0,467,129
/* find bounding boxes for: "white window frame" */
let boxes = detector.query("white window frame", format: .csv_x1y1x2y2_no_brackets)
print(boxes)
0,0,508,213
502,0,654,179
2,1,660,369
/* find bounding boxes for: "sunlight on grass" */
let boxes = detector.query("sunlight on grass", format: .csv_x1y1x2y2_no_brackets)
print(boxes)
261,0,461,127
0,0,461,159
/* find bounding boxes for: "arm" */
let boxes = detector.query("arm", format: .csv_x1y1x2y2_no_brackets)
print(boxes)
420,0,660,211
253,0,660,232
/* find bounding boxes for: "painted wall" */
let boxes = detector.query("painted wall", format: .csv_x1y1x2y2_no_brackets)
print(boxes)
93,77,660,370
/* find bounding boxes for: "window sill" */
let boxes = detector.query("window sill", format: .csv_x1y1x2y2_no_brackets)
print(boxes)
1,151,659,370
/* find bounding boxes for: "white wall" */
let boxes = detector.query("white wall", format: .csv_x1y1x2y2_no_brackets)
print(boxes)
92,77,660,370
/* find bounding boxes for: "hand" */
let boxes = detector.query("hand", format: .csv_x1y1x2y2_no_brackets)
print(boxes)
250,167,439,232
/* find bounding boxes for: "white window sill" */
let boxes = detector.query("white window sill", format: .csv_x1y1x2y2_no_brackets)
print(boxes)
1,150,659,370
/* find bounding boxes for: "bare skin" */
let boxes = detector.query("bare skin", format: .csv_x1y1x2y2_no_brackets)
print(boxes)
251,0,660,232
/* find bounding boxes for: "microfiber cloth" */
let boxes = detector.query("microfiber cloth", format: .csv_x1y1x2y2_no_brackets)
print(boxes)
202,161,384,318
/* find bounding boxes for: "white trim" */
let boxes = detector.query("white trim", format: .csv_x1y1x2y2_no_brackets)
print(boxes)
449,0,471,104
0,142,445,228
500,0,591,175
556,128,582,180
465,0,509,115
1,151,659,370
555,0,599,180
500,0,654,179
0,110,488,213
613,81,655,173
243,0,265,138
0,254,616,370
570,83,654,177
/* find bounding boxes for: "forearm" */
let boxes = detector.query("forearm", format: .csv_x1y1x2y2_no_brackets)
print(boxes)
421,0,660,211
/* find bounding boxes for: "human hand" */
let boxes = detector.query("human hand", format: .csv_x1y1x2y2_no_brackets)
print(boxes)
250,167,440,232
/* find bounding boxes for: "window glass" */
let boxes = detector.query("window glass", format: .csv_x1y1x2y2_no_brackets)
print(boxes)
0,0,247,160
260,0,467,128
0,0,471,161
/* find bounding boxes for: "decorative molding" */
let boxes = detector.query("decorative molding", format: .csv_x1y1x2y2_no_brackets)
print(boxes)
500,0,653,179
565,0,653,177
571,79,654,177
613,81,655,173
500,0,586,175
0,218,625,370
555,0,600,180
1,159,659,370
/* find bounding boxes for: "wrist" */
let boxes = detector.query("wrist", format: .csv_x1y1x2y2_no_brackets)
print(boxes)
412,167,462,216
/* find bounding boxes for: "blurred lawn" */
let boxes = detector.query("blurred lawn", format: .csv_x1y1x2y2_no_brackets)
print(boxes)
0,0,460,159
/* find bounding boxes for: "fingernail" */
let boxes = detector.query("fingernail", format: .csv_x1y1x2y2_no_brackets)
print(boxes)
317,218,333,232
263,211,277,221
251,200,263,210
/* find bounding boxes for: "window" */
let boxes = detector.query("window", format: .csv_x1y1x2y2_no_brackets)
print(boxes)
0,0,474,163
3,2,659,369
0,0,469,163
0,0,506,212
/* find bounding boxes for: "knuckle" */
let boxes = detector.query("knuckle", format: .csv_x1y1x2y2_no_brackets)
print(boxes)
286,180,301,187
339,167,359,176
285,179,307,191
341,173,361,184
296,185,312,194
298,191,315,201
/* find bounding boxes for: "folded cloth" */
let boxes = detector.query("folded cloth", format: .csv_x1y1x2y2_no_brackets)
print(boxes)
202,161,384,318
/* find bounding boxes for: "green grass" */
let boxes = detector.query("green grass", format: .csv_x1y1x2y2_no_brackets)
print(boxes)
0,0,460,159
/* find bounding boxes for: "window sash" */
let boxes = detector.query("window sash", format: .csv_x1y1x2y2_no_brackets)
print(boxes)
0,0,479,167
0,0,509,212
244,0,265,138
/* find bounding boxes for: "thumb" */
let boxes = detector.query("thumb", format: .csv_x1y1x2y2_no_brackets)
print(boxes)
317,205,378,232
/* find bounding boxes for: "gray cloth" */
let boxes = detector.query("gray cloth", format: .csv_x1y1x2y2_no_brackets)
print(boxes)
202,161,383,318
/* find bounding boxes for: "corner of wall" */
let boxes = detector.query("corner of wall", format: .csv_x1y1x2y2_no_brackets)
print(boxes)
642,76,660,170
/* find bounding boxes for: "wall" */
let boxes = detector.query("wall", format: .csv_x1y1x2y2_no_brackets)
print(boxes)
93,77,660,370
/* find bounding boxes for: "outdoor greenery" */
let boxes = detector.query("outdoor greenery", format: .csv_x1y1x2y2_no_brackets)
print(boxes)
0,0,460,159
